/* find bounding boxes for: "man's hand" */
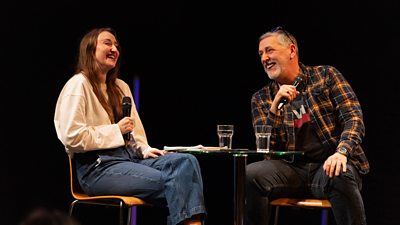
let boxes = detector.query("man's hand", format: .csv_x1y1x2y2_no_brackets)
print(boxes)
270,84,299,114
323,152,347,177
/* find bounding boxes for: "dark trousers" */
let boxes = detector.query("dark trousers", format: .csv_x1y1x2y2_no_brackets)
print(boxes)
246,160,366,225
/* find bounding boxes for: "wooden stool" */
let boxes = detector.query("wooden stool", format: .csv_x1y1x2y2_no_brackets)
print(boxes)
270,198,332,225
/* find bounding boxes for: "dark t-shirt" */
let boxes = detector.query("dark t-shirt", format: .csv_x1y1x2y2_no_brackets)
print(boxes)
291,95,329,162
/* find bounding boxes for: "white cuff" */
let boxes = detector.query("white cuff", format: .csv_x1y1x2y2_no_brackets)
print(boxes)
141,146,152,159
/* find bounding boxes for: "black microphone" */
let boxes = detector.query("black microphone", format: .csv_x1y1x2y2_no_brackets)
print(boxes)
122,96,132,141
277,76,304,110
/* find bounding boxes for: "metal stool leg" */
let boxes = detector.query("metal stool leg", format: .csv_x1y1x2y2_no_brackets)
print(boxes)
273,206,280,225
130,206,137,225
69,200,78,216
320,209,328,225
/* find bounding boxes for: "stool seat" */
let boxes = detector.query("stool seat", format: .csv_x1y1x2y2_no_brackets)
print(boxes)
270,198,332,225
270,198,331,208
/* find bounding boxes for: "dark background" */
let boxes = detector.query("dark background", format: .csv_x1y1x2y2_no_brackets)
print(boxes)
2,0,399,225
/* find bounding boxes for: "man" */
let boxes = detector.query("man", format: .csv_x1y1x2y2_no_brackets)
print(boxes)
246,26,369,225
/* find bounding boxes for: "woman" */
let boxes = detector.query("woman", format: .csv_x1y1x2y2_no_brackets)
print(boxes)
54,27,206,225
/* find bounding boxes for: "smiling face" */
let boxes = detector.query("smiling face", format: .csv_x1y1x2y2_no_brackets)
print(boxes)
258,33,298,84
95,31,120,74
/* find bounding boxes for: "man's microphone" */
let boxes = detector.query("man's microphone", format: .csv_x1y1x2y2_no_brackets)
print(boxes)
277,75,304,110
122,96,132,141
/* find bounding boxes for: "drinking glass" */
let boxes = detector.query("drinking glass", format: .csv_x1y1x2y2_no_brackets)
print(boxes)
217,125,234,149
255,125,272,151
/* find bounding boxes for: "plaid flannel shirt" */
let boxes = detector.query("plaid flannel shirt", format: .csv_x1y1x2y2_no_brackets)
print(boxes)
251,63,370,174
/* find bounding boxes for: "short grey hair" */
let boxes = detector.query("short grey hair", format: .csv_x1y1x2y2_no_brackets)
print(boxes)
259,29,299,56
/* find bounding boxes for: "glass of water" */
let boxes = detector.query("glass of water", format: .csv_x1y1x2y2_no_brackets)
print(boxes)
217,125,234,149
255,125,272,151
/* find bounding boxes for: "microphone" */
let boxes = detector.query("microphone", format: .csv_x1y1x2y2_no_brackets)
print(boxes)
122,96,132,141
277,76,304,110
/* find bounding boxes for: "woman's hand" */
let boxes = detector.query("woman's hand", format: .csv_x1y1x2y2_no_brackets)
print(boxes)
118,117,134,134
142,148,167,158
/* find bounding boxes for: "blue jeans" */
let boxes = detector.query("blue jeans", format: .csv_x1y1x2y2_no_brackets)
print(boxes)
74,147,206,225
246,160,366,225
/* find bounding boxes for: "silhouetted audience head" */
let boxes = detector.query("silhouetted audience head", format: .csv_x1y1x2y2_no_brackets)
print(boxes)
20,208,80,225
